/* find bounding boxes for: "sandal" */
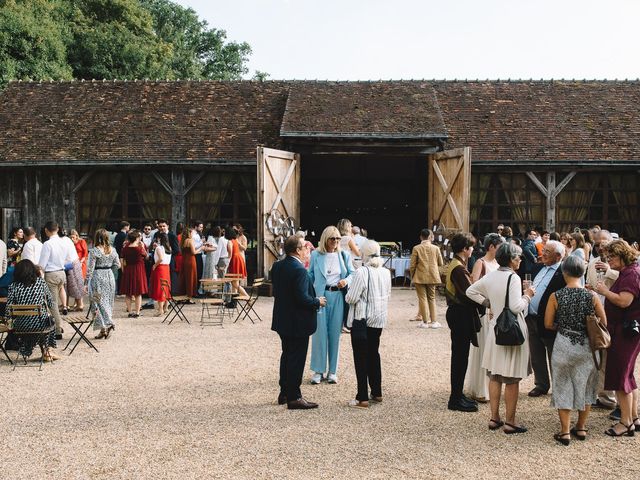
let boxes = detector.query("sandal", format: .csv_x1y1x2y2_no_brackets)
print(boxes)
570,427,588,440
604,422,634,437
503,422,528,434
488,419,504,430
633,418,640,428
553,432,570,446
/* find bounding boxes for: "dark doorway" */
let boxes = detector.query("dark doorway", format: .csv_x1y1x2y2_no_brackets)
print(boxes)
300,154,428,251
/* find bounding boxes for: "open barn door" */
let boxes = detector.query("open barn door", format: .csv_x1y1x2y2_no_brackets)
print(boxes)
428,147,471,232
257,147,301,279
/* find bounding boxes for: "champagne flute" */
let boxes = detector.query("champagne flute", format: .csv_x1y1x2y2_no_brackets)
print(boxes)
523,274,532,290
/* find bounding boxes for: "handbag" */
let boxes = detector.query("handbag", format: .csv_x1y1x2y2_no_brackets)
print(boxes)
350,267,371,342
623,319,640,338
494,274,525,346
585,313,611,370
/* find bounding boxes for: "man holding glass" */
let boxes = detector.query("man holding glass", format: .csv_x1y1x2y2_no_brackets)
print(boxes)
525,240,566,397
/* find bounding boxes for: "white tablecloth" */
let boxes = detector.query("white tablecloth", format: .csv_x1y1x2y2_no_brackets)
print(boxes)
389,257,411,278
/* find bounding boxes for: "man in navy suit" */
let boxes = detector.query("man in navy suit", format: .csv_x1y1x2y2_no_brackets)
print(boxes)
271,235,326,409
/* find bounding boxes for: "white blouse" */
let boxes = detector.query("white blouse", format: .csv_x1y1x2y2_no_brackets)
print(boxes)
324,252,341,286
154,246,171,265
345,265,392,328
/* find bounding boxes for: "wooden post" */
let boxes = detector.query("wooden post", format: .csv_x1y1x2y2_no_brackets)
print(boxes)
171,169,186,230
526,171,576,232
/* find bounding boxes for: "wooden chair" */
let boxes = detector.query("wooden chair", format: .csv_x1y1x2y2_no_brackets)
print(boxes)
161,279,190,325
7,304,54,371
234,277,264,324
199,279,225,327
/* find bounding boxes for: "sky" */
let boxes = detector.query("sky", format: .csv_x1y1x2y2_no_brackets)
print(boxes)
174,0,640,81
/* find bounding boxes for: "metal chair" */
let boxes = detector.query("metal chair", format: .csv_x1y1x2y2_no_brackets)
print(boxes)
234,277,264,324
161,279,190,324
8,304,54,371
63,293,99,355
199,279,225,327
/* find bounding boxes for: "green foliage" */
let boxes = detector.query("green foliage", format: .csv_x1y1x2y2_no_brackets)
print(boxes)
0,0,259,87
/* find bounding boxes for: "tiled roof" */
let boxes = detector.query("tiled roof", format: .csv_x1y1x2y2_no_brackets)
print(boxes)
0,80,289,164
280,81,446,138
433,80,640,162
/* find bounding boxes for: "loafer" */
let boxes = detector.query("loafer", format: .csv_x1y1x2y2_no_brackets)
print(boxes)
369,396,383,403
348,399,369,409
447,400,478,412
287,398,318,410
527,387,548,397
277,393,287,405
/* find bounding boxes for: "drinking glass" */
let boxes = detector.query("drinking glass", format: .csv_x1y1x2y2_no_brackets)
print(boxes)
523,274,532,290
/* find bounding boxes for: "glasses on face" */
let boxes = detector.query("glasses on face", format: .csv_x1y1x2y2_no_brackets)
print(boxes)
329,237,341,241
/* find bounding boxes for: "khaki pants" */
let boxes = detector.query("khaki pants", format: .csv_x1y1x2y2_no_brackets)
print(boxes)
44,270,66,335
415,283,437,323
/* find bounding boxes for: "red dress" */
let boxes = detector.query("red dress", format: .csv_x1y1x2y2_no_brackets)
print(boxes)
174,234,183,273
75,239,88,278
179,246,198,297
227,239,247,278
120,245,149,296
149,248,171,301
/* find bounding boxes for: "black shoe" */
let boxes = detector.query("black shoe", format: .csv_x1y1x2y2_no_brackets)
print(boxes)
277,393,287,405
141,303,155,310
592,399,613,409
448,399,479,412
287,398,319,410
461,394,478,406
55,334,63,340
609,407,621,421
61,307,68,316
528,387,548,397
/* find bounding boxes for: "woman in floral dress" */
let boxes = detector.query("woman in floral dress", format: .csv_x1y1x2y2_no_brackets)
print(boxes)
86,229,121,339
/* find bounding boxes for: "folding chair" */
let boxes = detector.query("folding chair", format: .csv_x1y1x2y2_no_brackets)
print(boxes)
8,304,54,371
199,279,225,327
234,277,264,324
63,291,100,355
0,323,14,365
161,279,190,324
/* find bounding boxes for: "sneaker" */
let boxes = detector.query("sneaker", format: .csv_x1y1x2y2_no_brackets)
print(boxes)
430,321,442,329
417,322,430,329
310,373,323,385
327,373,338,384
609,407,621,421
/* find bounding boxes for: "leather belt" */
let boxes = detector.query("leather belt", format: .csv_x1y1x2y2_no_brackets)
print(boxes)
325,286,342,291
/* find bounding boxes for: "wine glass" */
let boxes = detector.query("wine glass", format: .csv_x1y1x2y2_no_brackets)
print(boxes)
523,274,532,290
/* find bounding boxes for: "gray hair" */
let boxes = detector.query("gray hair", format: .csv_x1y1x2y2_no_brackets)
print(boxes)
545,240,565,257
495,243,523,267
596,229,612,242
352,226,361,235
561,254,586,278
362,240,384,268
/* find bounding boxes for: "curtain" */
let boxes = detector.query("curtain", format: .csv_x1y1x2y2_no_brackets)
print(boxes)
138,174,171,221
498,174,543,233
187,173,234,222
78,173,122,235
609,174,640,240
239,173,256,207
556,174,598,233
470,173,491,235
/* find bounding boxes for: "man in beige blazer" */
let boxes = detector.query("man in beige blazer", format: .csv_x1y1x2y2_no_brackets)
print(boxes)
410,229,444,328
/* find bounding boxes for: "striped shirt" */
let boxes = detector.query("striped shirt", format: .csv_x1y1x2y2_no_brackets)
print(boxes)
345,265,392,328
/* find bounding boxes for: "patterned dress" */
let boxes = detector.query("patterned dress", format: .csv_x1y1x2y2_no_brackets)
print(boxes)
550,287,598,410
7,277,55,357
86,247,121,331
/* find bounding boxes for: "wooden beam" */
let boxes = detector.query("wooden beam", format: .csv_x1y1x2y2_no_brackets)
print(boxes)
152,172,173,195
71,172,94,194
171,169,186,229
185,171,205,195
552,171,577,197
525,172,548,196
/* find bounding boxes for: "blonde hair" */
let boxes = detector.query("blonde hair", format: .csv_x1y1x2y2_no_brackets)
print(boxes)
94,229,112,255
603,239,640,266
336,218,352,236
317,226,341,254
70,229,79,238
362,240,384,268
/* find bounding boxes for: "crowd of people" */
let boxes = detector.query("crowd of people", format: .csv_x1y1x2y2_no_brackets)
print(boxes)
0,218,249,358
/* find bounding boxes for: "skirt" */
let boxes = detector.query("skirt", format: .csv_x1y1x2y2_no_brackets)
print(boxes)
466,312,490,399
550,333,598,410
66,260,85,299
149,265,171,301
120,262,149,296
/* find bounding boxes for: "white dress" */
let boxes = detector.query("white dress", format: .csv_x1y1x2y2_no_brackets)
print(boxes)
465,258,499,399
466,268,531,380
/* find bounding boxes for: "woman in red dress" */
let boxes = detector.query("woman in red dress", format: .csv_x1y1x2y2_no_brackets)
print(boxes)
179,225,202,299
149,232,172,316
226,228,248,297
69,229,88,311
174,222,184,274
120,230,148,317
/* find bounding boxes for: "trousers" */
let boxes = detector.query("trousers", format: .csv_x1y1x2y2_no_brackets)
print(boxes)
526,314,555,392
44,270,66,335
414,283,437,323
310,290,343,375
350,326,383,401
446,304,474,402
279,335,309,401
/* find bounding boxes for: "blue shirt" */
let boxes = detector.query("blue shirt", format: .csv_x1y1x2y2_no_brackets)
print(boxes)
528,262,561,315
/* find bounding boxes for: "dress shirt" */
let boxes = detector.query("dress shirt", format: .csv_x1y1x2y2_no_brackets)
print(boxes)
62,236,79,262
38,235,67,272
191,230,203,249
21,238,43,265
528,262,560,315
142,232,154,249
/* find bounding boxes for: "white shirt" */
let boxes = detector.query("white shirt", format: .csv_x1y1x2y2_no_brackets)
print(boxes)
191,229,203,249
324,252,341,286
218,236,229,259
154,246,172,265
38,235,67,272
21,238,43,265
345,265,392,328
142,232,154,249
62,236,79,263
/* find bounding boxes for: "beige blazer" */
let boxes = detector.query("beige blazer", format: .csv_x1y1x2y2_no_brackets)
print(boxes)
410,241,443,284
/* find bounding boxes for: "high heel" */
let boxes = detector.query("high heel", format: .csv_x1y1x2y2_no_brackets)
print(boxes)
553,432,570,446
94,329,106,339
604,422,634,437
104,325,115,339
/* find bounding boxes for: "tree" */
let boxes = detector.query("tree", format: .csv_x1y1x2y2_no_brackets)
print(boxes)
0,0,72,84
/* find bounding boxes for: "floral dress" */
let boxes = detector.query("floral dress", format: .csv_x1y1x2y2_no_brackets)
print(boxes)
86,247,121,331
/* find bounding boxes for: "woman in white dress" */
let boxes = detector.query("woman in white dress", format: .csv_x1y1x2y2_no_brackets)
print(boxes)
337,218,361,271
466,243,535,434
466,233,504,402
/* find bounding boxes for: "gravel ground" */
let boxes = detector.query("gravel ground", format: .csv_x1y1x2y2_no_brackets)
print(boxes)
1,288,638,479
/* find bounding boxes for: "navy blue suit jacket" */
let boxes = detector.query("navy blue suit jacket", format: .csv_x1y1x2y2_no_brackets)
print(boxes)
271,255,320,338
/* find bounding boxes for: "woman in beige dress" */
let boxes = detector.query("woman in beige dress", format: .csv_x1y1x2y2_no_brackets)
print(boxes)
466,243,535,434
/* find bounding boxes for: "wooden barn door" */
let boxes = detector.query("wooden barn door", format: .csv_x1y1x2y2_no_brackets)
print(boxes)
428,147,471,231
257,147,301,279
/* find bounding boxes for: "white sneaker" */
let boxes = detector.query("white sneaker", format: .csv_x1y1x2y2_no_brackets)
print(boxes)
430,321,442,329
417,322,430,329
327,373,338,384
310,373,323,384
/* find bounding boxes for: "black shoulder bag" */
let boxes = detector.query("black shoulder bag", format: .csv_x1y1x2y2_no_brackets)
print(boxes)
351,267,370,341
494,274,525,346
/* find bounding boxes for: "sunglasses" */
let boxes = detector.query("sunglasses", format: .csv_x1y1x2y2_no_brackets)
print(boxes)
328,237,341,241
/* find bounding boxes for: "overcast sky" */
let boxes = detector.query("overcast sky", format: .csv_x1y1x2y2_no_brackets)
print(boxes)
174,0,640,81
